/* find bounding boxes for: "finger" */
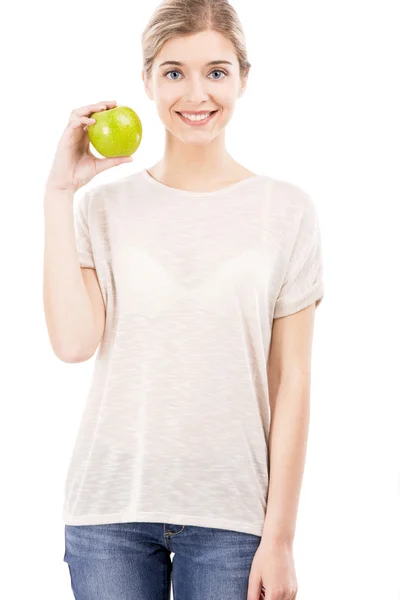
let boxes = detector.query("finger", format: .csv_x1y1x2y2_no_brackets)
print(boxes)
68,116,96,130
73,100,116,116
72,100,117,118
247,577,262,600
95,155,133,174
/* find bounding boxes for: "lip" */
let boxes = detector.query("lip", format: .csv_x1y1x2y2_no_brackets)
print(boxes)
176,110,218,126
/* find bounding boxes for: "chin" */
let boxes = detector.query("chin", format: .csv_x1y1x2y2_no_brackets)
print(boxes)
164,126,219,145
182,133,221,146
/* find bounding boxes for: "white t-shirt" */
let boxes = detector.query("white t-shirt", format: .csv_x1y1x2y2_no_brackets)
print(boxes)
62,168,324,537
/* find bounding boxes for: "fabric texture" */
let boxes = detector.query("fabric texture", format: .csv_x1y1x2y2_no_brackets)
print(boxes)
64,522,262,599
62,168,324,537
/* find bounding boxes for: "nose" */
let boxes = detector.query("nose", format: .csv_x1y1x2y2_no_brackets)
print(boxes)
183,74,210,104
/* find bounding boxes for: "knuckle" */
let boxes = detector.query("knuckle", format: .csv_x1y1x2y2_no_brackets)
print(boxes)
270,591,284,600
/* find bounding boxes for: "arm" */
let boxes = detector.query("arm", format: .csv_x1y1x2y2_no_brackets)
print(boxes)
247,193,324,599
42,187,105,362
262,301,316,547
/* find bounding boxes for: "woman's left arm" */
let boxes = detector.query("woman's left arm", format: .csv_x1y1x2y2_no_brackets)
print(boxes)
247,302,317,600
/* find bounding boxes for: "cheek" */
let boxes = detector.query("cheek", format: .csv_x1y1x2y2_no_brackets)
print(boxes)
214,84,237,109
158,96,182,116
154,81,179,105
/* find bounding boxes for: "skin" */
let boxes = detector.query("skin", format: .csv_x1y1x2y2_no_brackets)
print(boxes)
142,29,255,191
143,29,316,600
249,304,316,600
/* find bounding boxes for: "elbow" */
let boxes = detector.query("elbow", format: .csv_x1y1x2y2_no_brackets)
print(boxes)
63,353,92,364
54,344,94,363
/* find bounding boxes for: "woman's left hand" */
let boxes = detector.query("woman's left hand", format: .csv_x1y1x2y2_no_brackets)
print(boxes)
246,538,298,600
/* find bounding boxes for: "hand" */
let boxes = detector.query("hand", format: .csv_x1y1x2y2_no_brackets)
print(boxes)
45,100,133,194
247,539,298,600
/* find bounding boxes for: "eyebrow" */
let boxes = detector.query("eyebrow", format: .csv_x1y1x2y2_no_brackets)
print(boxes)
158,60,233,68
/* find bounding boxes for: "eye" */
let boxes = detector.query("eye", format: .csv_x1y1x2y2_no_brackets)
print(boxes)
208,69,227,80
164,70,182,80
163,69,227,81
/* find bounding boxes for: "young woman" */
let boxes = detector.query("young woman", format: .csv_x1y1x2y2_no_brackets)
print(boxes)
43,1,324,599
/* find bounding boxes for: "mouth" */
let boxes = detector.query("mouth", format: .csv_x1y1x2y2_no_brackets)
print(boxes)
175,110,219,126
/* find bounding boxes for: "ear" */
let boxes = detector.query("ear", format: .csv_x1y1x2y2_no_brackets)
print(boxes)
238,82,246,98
238,72,249,98
142,70,153,100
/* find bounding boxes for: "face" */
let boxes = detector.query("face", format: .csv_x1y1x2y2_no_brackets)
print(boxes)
142,29,248,146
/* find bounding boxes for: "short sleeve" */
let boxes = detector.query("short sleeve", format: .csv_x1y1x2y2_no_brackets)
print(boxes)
273,197,324,319
74,189,95,269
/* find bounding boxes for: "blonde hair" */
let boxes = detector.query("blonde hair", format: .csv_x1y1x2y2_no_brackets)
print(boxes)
141,0,251,82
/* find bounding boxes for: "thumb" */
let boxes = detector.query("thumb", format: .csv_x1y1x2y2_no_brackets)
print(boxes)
96,156,133,173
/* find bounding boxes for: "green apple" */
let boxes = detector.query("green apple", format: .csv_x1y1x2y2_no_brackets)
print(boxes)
88,105,142,158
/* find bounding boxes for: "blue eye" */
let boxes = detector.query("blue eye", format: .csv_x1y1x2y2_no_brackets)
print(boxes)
164,69,227,81
209,70,226,80
165,70,181,80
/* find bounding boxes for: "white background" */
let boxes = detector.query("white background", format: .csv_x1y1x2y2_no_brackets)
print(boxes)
1,0,399,598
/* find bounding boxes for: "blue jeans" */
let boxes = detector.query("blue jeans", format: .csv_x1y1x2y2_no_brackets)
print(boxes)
64,521,263,599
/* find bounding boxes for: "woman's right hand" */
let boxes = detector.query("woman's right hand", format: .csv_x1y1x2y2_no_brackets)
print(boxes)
45,100,133,194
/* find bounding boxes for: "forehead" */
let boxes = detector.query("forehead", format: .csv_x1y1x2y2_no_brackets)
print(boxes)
155,30,237,66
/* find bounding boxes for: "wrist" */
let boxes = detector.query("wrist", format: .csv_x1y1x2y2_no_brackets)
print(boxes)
44,186,75,204
260,531,294,549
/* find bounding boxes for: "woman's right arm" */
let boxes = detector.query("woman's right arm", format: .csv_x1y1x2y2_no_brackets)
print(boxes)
43,188,104,362
42,100,133,362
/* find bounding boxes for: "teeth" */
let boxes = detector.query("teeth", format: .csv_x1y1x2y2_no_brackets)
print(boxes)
181,111,212,121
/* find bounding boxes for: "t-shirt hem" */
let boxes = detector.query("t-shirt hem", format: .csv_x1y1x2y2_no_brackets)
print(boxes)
78,251,95,269
63,509,263,538
273,282,324,319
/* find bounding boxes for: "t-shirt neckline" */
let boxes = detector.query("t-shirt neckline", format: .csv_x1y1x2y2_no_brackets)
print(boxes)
140,168,265,197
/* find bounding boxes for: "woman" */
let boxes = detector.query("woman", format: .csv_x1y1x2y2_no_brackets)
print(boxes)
43,1,324,598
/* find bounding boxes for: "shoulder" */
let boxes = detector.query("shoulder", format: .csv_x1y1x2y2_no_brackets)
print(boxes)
260,175,321,251
266,175,315,215
83,170,142,215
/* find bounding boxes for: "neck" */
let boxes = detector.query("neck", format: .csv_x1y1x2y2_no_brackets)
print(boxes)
154,127,237,186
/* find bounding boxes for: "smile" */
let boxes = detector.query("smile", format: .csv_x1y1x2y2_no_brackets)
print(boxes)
176,110,218,126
